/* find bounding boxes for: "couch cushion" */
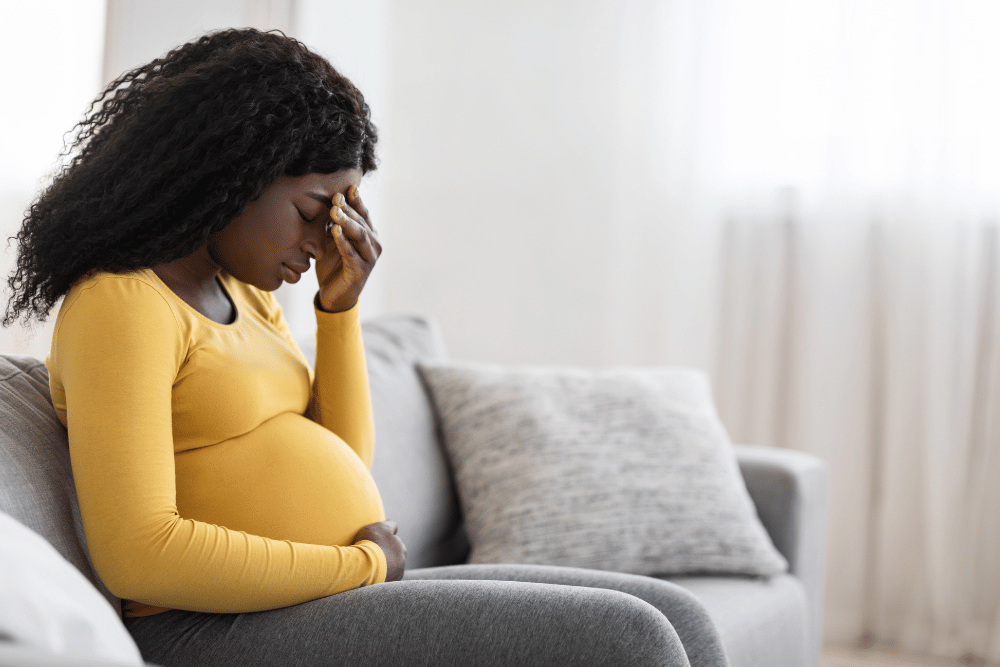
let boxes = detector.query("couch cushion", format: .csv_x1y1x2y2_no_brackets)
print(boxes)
0,354,119,611
666,574,809,667
417,361,788,577
0,510,143,665
364,315,468,568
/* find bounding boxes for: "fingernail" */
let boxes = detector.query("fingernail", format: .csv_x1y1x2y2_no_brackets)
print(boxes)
349,185,359,199
333,192,345,206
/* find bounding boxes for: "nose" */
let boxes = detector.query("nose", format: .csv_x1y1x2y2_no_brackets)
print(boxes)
301,222,328,262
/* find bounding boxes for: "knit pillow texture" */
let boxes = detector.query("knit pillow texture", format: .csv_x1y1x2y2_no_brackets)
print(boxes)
416,361,788,577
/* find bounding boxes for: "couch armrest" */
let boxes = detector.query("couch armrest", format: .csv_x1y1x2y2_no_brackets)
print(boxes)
735,444,828,663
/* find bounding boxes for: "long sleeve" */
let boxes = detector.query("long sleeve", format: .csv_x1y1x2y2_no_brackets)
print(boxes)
307,301,377,469
52,277,386,614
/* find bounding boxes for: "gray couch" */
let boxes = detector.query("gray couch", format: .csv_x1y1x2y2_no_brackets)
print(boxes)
0,313,828,666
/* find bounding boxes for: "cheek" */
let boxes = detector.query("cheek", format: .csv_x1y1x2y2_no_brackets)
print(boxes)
252,214,299,247
208,227,265,278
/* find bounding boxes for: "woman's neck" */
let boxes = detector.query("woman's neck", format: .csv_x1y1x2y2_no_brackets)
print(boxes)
151,248,235,324
152,246,220,291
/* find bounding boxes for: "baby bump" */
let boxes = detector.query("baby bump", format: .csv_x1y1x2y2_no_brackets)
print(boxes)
174,412,385,547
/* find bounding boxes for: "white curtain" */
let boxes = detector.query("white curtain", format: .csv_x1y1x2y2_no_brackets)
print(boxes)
380,0,1000,659
606,0,1000,658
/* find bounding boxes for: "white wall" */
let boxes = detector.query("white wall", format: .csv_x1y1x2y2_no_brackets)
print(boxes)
102,0,293,84
0,0,106,358
0,0,741,370
379,1,634,366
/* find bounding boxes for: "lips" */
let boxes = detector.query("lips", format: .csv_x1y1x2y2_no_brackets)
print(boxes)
281,263,307,284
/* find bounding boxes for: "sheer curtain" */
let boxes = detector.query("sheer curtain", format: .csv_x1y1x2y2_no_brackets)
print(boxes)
610,0,1000,659
381,0,1000,660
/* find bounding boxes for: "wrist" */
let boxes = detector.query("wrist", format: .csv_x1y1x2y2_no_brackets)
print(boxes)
315,291,357,314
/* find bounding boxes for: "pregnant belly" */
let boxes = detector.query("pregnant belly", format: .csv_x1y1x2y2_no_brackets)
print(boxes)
174,412,385,547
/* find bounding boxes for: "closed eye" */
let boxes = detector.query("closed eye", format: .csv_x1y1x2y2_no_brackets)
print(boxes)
297,208,316,223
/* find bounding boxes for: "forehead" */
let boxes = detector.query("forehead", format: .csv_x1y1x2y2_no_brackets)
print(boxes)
276,169,363,201
299,169,363,194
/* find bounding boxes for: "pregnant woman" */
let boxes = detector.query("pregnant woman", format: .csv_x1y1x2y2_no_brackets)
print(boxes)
4,28,683,666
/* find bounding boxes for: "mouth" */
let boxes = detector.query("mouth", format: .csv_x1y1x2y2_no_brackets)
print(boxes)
280,263,304,284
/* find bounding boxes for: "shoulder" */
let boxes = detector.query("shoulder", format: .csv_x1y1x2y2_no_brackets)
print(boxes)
57,269,182,332
49,270,188,384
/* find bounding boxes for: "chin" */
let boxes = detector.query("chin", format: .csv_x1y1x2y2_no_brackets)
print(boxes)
236,272,282,291
257,268,285,291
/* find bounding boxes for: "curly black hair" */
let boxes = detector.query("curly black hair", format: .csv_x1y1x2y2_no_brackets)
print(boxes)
5,28,377,326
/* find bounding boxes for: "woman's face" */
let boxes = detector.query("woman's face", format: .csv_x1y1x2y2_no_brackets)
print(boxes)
208,168,363,291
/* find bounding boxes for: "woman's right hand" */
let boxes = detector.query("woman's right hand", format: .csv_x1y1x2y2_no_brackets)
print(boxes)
354,520,407,582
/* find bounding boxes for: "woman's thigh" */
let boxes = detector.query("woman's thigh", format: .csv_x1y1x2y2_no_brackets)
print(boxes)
405,564,726,667
125,579,688,667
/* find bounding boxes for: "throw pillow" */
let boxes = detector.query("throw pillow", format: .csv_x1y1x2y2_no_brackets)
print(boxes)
0,510,144,665
363,314,469,568
416,361,788,577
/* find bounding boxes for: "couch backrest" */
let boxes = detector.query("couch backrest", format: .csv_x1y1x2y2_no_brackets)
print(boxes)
0,314,467,608
363,314,469,568
0,354,119,611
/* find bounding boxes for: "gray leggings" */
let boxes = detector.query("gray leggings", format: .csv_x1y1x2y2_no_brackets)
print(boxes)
125,565,723,667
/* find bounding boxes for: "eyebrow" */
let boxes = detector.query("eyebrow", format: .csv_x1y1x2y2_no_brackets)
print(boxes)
306,192,333,208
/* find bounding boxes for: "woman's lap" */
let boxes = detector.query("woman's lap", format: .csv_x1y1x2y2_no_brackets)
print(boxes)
404,564,726,667
126,579,687,667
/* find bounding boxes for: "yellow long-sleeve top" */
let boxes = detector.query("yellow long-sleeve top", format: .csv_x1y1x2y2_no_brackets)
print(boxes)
47,268,387,617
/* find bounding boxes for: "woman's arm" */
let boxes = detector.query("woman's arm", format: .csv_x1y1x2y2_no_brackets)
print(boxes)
307,303,376,468
55,277,387,613
257,285,376,468
306,185,382,468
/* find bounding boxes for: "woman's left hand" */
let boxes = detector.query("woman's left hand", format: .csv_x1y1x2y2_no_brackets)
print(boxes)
315,185,381,313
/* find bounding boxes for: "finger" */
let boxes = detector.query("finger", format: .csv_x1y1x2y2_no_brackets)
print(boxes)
337,198,377,241
331,223,360,264
332,211,380,264
348,184,374,231
338,203,369,232
331,203,366,237
332,222,377,269
329,193,379,260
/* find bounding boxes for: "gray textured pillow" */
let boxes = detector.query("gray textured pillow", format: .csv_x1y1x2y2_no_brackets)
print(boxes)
363,315,468,568
416,361,788,577
0,355,119,612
